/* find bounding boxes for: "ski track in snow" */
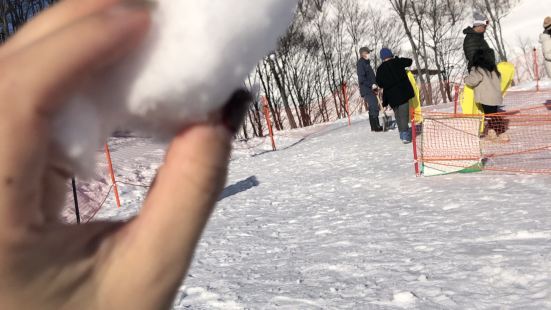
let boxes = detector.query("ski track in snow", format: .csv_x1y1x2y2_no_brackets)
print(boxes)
95,113,551,309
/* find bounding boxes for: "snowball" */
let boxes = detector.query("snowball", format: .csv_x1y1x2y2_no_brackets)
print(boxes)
54,0,298,174
392,291,417,307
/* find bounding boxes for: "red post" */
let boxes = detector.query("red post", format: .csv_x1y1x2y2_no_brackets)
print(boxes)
104,143,122,208
410,107,421,177
453,84,460,115
533,47,540,92
262,96,277,151
341,82,352,126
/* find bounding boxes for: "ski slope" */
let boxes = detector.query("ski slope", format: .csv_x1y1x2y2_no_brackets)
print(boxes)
95,113,551,309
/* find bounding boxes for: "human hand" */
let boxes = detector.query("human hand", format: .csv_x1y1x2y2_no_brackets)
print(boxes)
0,0,249,309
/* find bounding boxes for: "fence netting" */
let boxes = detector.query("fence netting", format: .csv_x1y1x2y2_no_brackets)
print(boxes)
62,138,164,224
62,89,551,222
415,100,551,176
62,150,117,223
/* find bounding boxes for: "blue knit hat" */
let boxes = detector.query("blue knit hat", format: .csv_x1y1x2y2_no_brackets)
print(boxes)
380,48,393,60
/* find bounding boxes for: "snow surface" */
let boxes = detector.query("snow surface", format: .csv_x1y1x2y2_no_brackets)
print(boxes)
509,78,551,91
54,0,298,175
95,113,551,309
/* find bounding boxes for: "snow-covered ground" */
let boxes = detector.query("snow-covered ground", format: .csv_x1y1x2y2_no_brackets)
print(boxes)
93,106,551,308
508,79,551,92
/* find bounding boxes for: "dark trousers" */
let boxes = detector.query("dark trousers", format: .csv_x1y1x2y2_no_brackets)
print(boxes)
481,105,498,114
393,102,410,133
482,104,505,134
364,94,380,117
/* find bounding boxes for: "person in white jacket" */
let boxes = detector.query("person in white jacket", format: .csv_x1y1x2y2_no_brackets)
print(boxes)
541,16,551,78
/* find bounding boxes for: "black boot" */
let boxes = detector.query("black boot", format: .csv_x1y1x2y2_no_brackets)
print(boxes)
370,116,383,132
370,117,383,132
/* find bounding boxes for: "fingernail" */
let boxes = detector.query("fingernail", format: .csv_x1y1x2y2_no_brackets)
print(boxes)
222,89,252,135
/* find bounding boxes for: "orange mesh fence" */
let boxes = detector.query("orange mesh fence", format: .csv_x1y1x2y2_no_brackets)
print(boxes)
62,138,164,224
415,102,551,176
62,150,117,223
502,90,551,107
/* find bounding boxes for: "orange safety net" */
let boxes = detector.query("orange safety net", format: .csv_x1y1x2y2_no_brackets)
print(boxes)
415,101,551,176
62,149,118,223
62,139,162,224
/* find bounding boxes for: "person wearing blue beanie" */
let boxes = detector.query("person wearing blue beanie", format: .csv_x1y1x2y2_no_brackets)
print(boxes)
380,48,394,61
376,48,415,144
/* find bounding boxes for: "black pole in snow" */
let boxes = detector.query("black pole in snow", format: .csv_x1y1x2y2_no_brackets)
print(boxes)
71,177,81,224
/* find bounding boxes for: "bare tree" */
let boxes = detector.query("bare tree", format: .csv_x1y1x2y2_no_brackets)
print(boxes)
424,0,466,102
473,0,520,62
364,6,405,69
408,1,436,104
388,0,433,105
257,61,284,131
335,0,369,60
297,0,326,20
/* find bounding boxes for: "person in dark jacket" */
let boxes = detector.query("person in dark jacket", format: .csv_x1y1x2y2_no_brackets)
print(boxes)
356,47,382,132
376,48,414,143
463,12,496,68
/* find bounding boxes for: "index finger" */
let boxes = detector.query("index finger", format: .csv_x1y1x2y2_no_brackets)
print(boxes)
0,0,117,58
0,4,151,232
101,91,251,308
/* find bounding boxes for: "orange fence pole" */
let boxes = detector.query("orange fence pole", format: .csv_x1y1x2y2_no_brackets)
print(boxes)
453,84,461,115
261,97,277,151
533,48,540,92
341,82,351,126
104,143,122,208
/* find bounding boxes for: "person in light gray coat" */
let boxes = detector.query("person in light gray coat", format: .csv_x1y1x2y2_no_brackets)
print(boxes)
540,16,551,78
465,49,505,138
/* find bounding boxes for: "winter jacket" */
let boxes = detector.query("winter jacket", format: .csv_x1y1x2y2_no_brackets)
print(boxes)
375,57,415,108
464,68,502,106
463,27,496,67
356,58,377,98
540,33,551,77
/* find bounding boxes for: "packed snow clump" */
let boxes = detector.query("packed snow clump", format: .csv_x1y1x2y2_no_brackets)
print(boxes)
392,291,418,307
53,0,298,174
